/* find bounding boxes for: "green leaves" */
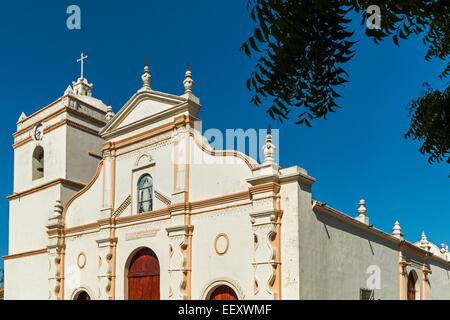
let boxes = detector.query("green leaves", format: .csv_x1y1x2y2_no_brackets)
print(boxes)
242,0,355,124
241,0,449,173
405,84,450,169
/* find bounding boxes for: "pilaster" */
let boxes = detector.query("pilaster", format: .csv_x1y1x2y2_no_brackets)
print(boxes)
166,223,193,300
46,200,65,300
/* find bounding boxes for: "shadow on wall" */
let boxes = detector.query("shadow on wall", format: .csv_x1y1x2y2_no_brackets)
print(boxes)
314,209,399,253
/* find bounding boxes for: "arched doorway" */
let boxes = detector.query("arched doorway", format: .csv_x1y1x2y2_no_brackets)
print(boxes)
127,247,160,300
74,290,91,300
407,271,418,300
209,285,238,300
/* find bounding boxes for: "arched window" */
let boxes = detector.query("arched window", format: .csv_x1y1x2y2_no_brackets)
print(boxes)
32,146,44,180
138,174,153,213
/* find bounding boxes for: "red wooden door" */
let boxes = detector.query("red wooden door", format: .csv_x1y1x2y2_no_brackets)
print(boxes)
407,273,416,300
127,248,160,300
210,285,238,300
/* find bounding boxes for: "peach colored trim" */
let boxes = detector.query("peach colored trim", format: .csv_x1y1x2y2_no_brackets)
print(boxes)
77,252,86,269
64,230,99,238
62,222,100,235
189,131,256,170
115,208,171,225
13,107,66,138
7,179,85,201
114,135,171,158
2,248,47,260
185,132,190,202
249,182,281,195
103,121,174,152
59,161,103,300
399,261,409,300
190,191,250,210
13,106,105,139
44,119,67,134
16,94,106,126
16,96,65,125
115,215,171,229
274,195,282,300
60,245,65,300
102,157,106,208
62,160,104,224
183,225,194,300
11,136,32,149
13,119,101,149
422,267,431,300
214,233,230,255
50,194,252,237
190,201,252,216
112,155,116,211
110,154,117,300
173,136,178,192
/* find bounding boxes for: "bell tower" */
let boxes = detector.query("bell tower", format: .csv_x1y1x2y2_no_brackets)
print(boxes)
4,56,111,299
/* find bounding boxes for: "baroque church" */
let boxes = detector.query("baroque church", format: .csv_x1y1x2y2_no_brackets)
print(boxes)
3,56,450,300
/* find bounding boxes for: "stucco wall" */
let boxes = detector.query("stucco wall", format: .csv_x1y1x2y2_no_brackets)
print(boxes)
4,253,48,300
298,202,400,299
190,204,254,300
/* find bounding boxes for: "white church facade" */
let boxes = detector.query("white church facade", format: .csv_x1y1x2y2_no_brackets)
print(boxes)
3,59,450,300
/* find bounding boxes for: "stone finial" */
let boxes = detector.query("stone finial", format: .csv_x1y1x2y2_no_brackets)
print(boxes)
441,244,446,254
355,199,369,225
139,64,152,92
262,126,276,164
106,104,115,122
18,112,27,122
419,231,430,250
183,64,194,94
357,199,367,215
392,221,403,240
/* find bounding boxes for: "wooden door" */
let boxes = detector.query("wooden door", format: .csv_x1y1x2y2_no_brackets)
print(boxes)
127,248,160,300
407,273,416,300
210,285,238,300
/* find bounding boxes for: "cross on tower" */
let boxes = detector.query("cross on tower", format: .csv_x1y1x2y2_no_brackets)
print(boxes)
77,53,88,79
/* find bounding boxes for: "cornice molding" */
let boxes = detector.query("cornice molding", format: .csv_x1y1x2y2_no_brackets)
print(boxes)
7,178,85,201
314,200,450,267
2,248,47,260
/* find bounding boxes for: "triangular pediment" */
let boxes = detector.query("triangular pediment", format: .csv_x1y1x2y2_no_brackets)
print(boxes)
100,89,201,139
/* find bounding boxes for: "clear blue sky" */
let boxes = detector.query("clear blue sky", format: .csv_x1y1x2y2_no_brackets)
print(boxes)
0,1,448,273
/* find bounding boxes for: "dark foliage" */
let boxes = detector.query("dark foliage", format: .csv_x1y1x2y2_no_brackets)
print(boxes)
405,84,449,165
242,0,449,165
